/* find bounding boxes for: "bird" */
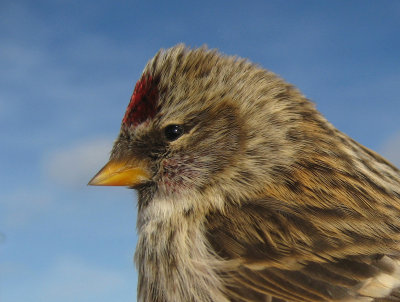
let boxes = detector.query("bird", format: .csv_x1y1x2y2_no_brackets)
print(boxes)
89,44,400,302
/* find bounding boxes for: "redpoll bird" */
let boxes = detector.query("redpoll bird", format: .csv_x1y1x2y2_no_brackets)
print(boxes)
89,45,400,302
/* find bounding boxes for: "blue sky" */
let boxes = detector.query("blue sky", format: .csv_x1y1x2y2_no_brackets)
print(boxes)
1,1,400,301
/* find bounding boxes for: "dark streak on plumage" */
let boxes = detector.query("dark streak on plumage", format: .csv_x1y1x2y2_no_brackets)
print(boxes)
103,45,400,302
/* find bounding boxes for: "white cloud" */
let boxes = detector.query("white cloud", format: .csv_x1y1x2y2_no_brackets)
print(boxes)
45,138,114,188
380,131,400,167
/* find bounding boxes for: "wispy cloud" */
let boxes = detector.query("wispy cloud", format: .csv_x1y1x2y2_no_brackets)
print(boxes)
44,138,113,188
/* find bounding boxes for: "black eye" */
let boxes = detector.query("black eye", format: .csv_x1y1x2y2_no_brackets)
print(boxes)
164,124,184,141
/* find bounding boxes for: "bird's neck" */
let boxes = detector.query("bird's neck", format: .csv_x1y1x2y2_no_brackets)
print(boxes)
135,194,228,302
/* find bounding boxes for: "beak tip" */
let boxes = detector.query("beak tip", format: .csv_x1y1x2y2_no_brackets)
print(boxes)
87,172,102,186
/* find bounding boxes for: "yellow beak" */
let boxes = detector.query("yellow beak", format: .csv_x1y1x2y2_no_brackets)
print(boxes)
88,159,151,186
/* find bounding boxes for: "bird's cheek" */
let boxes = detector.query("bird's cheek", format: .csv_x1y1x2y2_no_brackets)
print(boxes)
158,156,203,193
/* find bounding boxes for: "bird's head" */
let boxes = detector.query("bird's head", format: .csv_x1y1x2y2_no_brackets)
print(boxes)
89,44,321,212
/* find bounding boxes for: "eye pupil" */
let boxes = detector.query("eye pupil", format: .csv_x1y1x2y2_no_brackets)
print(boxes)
164,124,184,141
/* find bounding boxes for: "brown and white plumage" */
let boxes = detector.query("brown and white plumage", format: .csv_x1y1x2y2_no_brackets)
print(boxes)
89,44,400,302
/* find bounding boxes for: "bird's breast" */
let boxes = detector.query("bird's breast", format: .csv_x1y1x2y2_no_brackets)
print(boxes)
135,195,229,302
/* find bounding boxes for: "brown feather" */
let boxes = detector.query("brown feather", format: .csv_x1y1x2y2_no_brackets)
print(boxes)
102,44,400,301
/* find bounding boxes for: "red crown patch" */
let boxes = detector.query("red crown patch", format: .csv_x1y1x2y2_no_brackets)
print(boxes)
122,75,158,126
